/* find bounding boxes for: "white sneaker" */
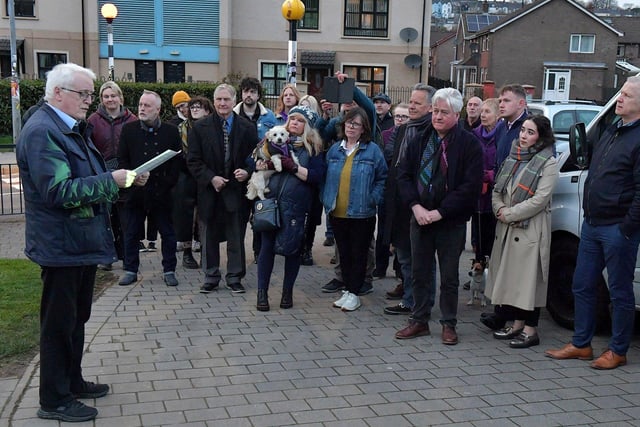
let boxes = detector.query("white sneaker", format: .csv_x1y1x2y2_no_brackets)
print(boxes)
341,293,361,312
333,290,350,308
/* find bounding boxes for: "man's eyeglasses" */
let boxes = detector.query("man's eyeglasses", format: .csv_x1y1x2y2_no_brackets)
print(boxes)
346,121,363,129
394,114,409,121
61,87,94,101
189,105,202,111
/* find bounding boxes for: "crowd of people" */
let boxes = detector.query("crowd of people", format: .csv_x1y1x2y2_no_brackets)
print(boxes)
16,62,640,422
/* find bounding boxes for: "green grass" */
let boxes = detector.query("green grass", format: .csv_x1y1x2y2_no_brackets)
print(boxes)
0,259,41,363
0,135,14,151
0,259,117,373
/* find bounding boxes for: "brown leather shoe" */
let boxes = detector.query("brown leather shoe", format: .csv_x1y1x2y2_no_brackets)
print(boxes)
544,343,593,360
442,325,458,345
395,321,430,339
386,283,404,300
591,349,627,370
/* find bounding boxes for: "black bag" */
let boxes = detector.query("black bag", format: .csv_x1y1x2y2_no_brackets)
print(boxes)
251,174,288,233
252,198,280,232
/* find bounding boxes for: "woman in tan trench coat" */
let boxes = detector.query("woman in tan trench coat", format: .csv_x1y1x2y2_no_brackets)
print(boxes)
486,115,559,349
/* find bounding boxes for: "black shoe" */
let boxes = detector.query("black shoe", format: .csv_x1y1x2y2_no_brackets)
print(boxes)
163,272,179,287
384,302,412,315
227,282,246,293
200,283,218,294
182,250,199,269
480,313,506,331
147,241,157,252
138,241,147,252
37,400,98,422
323,237,335,247
301,250,314,266
257,288,270,311
329,255,337,264
72,381,110,399
509,332,540,348
462,280,471,290
493,326,524,340
280,288,293,309
322,279,345,293
372,268,386,279
357,282,373,295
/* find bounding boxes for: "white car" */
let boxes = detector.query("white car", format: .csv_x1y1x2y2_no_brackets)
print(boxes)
527,101,602,141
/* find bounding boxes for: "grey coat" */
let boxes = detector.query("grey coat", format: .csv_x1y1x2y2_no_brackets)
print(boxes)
486,156,559,310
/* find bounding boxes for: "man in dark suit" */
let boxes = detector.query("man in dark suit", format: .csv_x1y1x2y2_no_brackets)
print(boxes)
117,89,182,287
188,84,259,294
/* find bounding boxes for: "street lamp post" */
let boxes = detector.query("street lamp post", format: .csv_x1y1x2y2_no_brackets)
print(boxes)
281,0,305,86
101,3,118,81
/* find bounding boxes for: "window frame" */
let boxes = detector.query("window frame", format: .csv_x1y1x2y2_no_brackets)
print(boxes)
5,0,35,18
342,64,387,95
343,0,389,38
569,34,595,54
260,61,289,97
35,51,68,79
298,0,319,30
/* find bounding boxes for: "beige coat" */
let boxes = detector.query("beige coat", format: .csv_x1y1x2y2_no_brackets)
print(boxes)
486,156,559,310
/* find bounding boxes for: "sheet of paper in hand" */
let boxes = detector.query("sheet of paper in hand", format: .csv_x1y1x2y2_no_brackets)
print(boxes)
133,149,181,174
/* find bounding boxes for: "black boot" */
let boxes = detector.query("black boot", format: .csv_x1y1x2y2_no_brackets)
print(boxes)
257,288,270,311
301,250,313,266
182,248,199,269
280,288,293,309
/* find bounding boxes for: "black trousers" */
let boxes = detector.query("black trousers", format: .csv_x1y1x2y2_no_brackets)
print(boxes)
330,215,376,294
39,265,96,408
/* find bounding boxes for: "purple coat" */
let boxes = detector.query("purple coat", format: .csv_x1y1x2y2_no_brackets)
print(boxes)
472,121,501,213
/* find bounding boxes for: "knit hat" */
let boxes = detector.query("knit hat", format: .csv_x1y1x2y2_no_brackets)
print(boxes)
372,92,391,104
172,90,191,107
288,105,319,128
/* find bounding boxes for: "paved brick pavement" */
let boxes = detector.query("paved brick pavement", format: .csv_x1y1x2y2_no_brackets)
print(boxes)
2,215,640,426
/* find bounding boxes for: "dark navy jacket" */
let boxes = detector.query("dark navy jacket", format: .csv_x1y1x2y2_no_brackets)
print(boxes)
17,104,120,266
397,123,483,227
584,119,640,237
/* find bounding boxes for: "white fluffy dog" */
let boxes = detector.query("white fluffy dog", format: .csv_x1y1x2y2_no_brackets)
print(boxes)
246,126,299,200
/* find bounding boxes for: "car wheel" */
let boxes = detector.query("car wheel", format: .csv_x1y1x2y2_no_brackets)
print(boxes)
547,234,610,331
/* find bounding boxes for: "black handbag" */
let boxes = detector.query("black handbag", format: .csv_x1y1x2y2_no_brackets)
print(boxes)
251,175,288,233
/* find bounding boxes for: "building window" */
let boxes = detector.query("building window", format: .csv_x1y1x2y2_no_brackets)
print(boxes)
298,0,319,30
5,0,34,17
36,52,66,79
343,65,386,95
344,0,388,38
570,34,595,53
261,62,288,97
617,44,625,58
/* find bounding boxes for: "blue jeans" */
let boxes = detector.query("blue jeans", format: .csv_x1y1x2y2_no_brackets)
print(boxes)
572,221,640,355
410,220,466,327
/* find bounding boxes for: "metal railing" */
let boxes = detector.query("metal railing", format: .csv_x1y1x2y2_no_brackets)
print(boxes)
0,162,24,215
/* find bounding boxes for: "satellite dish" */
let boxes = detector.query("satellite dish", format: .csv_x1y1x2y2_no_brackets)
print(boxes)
399,27,419,43
404,54,423,69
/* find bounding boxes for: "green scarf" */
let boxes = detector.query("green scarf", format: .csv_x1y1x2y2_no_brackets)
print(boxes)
494,139,554,207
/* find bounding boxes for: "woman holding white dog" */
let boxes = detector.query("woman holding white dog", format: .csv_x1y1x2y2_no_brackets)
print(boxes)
322,107,388,312
254,106,325,311
486,115,559,348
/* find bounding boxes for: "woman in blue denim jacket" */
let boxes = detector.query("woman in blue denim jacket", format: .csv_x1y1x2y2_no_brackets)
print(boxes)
322,107,388,312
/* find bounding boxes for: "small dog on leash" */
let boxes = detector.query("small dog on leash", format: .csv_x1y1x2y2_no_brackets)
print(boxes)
467,257,488,307
246,125,299,200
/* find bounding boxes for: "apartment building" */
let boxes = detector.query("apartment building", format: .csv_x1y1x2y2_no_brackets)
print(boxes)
1,0,432,98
